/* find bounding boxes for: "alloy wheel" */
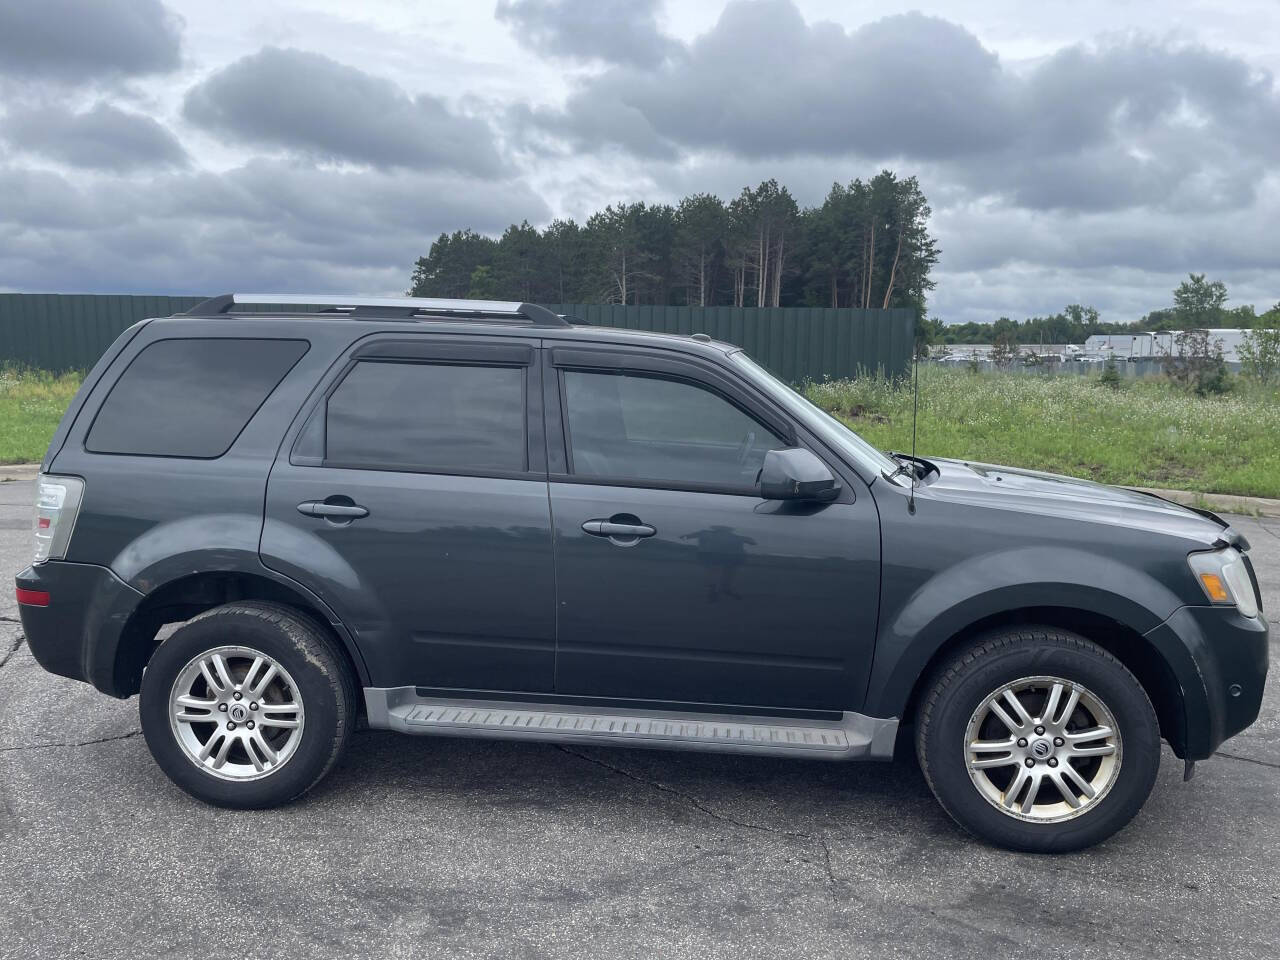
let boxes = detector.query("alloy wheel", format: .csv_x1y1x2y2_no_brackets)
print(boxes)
964,675,1122,823
167,645,306,781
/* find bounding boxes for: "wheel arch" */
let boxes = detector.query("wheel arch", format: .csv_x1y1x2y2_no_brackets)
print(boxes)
108,569,370,699
894,606,1187,758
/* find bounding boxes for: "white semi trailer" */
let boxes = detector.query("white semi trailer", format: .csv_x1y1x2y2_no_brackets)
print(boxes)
1085,329,1248,361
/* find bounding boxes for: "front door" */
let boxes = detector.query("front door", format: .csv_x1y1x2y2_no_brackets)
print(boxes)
260,335,556,694
544,346,881,712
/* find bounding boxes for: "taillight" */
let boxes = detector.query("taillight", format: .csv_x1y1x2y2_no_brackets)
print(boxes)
33,474,84,564
16,588,50,607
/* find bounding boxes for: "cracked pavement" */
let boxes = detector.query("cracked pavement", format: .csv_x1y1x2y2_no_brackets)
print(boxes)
1,476,1278,960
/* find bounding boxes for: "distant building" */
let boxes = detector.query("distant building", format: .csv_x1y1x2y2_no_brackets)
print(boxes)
934,343,1079,361
1084,330,1249,362
1084,334,1153,358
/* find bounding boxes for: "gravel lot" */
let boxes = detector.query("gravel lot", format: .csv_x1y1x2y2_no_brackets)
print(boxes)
1,472,1277,960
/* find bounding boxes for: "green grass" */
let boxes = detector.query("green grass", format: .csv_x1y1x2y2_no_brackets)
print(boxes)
805,368,1280,500
0,367,83,464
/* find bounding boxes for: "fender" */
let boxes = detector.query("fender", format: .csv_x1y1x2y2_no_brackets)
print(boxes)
113,512,267,593
861,545,1186,719
257,514,396,677
91,517,372,694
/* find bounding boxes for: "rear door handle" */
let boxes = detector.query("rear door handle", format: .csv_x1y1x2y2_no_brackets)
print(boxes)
297,500,369,519
582,519,656,538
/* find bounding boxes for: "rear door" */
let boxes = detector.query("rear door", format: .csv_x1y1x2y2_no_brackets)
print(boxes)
544,345,881,712
260,335,556,694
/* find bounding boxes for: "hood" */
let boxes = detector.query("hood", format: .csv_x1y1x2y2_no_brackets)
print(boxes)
921,457,1230,547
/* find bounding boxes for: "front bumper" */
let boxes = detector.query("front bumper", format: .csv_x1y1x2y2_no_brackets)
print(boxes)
15,561,144,697
1144,604,1269,760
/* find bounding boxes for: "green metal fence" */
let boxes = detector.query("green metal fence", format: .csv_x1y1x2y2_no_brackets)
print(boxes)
2,294,205,372
1,294,915,382
548,304,915,383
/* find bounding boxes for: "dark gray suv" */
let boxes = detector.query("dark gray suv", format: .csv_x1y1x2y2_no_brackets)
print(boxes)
16,294,1268,851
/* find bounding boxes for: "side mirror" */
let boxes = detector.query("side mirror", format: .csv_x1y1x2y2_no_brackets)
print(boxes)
758,447,840,502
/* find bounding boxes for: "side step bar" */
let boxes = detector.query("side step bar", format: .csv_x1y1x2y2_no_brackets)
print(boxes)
364,688,898,760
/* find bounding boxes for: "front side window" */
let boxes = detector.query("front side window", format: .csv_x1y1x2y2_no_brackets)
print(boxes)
728,351,899,478
562,370,786,490
325,360,526,473
86,338,308,458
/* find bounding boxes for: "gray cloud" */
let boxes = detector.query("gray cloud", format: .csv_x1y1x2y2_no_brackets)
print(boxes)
183,47,507,176
0,160,550,294
495,0,677,67
0,0,1275,330
528,4,1014,159
931,192,1280,277
4,103,188,171
525,0,1280,214
967,39,1280,213
0,0,182,84
921,183,1280,324
930,261,1278,328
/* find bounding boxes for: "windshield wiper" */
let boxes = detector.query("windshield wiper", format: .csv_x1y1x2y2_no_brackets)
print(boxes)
882,453,916,483
884,452,928,484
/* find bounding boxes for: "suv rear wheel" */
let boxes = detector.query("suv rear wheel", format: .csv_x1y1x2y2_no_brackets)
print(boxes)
139,601,356,808
916,627,1161,852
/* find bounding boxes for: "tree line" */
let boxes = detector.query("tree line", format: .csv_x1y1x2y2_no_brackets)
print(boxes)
927,274,1279,347
408,172,939,315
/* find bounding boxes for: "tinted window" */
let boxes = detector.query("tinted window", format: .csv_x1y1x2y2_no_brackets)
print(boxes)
86,338,307,458
325,361,526,473
562,370,786,489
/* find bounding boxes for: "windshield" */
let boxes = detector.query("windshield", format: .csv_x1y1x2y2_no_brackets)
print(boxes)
729,352,901,478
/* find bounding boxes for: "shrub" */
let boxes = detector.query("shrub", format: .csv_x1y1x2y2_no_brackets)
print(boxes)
989,333,1018,366
1099,355,1123,390
1161,328,1231,396
1239,328,1280,386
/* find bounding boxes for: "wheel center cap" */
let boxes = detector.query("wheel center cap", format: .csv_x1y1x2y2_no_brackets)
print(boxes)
1030,738,1054,759
228,703,250,723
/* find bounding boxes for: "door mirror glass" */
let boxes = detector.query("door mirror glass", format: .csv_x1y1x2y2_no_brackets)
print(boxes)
758,448,839,501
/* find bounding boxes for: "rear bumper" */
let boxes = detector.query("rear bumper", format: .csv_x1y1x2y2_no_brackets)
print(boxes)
1144,605,1269,761
15,561,143,697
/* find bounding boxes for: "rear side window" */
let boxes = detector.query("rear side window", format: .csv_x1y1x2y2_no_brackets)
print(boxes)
86,338,308,458
324,360,526,474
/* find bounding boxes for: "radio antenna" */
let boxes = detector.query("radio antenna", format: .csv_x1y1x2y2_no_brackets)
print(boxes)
908,334,919,514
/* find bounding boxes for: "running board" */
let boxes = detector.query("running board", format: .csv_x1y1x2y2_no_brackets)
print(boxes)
364,688,898,760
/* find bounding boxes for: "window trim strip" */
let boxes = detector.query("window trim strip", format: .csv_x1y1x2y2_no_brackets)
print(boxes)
552,361,790,491
289,339,542,478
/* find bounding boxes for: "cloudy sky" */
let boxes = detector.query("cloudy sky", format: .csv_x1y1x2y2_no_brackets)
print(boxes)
1,0,1277,324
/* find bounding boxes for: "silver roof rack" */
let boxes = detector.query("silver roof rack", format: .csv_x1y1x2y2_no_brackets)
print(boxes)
181,293,569,327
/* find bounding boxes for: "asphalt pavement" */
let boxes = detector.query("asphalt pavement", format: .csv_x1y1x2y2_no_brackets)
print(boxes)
1,473,1277,960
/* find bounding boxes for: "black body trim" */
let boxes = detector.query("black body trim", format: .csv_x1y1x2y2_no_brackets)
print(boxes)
1143,604,1269,760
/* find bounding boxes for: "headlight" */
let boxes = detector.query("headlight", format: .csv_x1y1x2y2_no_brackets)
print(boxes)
1188,547,1259,619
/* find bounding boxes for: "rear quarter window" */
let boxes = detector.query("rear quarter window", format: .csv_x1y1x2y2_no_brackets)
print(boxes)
85,338,308,458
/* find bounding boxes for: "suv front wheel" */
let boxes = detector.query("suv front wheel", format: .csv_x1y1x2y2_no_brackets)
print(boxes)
139,601,357,808
916,627,1161,852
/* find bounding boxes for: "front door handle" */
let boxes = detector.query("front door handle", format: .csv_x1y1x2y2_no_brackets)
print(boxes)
582,519,656,539
297,500,369,520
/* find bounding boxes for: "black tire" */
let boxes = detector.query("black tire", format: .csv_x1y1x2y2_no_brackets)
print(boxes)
916,627,1160,853
139,601,357,809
